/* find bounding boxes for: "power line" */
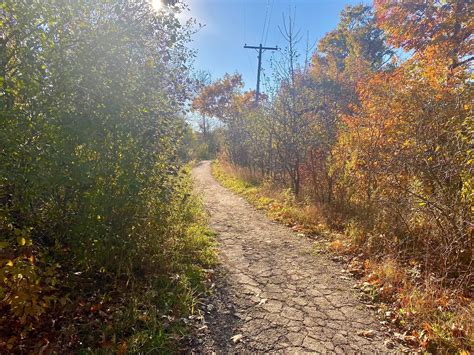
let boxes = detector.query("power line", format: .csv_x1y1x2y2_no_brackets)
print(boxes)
264,0,275,45
260,0,270,44
244,43,279,104
242,0,246,43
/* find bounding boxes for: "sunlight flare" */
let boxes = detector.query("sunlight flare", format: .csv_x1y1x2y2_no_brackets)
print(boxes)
151,0,163,10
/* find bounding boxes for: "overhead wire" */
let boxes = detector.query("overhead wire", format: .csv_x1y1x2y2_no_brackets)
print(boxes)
242,0,246,43
242,0,256,78
264,0,275,46
260,0,270,45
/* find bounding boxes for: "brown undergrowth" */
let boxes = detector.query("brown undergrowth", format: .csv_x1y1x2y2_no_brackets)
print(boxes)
212,159,473,354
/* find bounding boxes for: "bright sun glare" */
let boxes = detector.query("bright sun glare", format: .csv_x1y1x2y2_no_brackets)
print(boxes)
151,0,163,10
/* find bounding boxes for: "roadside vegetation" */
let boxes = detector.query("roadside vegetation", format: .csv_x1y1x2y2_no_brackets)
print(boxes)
212,160,472,353
0,0,215,352
195,2,473,353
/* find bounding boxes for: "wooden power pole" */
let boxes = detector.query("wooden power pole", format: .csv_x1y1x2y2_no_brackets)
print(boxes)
244,43,278,104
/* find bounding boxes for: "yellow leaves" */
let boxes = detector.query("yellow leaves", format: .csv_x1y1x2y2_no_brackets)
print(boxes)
1,255,60,331
329,239,345,252
7,226,33,248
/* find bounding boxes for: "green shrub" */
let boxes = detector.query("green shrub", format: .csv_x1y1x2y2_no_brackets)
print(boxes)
0,0,214,351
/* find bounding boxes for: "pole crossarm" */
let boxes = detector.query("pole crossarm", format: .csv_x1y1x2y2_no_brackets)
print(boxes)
244,44,279,51
244,43,279,104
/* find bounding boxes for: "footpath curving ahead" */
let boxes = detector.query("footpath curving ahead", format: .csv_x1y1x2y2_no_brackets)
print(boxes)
191,161,402,353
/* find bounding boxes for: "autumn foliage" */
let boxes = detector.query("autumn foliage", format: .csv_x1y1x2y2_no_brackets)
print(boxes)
195,2,473,351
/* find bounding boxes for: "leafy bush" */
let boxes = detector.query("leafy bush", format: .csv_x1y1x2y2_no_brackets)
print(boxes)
0,0,214,351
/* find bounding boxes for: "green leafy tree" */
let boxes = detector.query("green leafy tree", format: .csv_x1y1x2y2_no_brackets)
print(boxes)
0,0,212,351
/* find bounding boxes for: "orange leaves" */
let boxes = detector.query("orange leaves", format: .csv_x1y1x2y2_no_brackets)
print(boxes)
329,239,345,252
192,73,244,122
374,0,473,72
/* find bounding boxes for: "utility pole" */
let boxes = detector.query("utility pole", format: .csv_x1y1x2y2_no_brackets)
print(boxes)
244,43,278,104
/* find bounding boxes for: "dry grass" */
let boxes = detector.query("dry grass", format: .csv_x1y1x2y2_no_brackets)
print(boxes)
211,159,473,353
360,258,473,352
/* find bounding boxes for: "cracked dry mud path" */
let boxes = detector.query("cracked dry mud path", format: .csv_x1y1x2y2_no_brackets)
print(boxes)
191,161,399,353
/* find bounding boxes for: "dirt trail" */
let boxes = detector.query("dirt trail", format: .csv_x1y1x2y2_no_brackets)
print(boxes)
191,161,399,353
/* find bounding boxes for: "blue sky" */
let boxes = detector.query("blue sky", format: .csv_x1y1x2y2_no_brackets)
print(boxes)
178,0,370,91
